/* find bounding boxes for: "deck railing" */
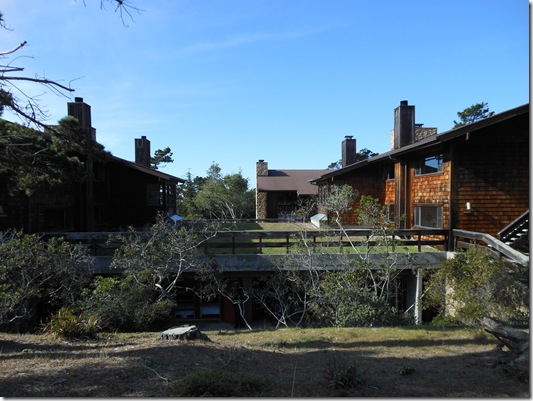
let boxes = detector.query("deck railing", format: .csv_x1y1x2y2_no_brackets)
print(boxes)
42,228,450,256
453,229,529,266
200,229,449,254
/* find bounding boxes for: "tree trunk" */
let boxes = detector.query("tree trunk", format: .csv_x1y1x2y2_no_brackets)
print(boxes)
158,325,211,342
481,317,529,382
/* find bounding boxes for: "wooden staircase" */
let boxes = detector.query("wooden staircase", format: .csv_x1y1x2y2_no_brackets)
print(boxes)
498,210,529,255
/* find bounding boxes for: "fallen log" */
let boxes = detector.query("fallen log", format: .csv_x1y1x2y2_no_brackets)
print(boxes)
481,317,529,382
159,325,212,342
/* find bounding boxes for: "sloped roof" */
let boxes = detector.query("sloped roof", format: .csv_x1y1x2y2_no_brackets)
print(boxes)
309,103,529,184
257,169,330,195
110,156,186,183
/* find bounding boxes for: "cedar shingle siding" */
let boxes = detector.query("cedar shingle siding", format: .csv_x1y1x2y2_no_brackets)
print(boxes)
311,102,529,235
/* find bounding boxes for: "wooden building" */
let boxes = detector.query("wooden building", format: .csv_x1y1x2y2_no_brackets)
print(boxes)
255,160,329,219
310,101,529,246
0,98,185,233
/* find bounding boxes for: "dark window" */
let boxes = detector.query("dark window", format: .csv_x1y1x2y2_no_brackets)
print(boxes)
386,164,395,180
414,205,443,228
415,154,443,176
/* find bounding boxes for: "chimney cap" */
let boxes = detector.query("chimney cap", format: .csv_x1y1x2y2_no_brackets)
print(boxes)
74,97,84,103
258,159,264,162
400,100,408,106
344,135,354,139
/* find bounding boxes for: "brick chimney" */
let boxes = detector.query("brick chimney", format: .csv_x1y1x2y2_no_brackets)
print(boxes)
67,97,96,142
342,136,356,167
393,100,415,149
135,136,151,167
256,160,268,176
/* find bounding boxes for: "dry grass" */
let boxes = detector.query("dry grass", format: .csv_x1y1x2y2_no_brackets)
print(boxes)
0,325,528,397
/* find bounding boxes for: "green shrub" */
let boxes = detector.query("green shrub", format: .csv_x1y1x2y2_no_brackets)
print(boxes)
335,289,413,327
397,365,415,376
430,314,464,327
424,248,529,325
311,272,413,327
169,370,268,397
0,231,92,333
80,272,176,332
324,353,362,391
45,307,100,339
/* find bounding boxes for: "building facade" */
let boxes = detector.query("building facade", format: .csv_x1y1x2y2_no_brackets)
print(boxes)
311,101,529,241
0,98,184,233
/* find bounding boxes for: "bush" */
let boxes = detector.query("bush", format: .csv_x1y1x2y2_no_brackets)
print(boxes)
311,270,413,327
45,307,100,339
0,231,92,333
430,314,464,327
169,370,268,397
324,353,362,392
80,271,176,332
424,248,529,325
334,288,413,327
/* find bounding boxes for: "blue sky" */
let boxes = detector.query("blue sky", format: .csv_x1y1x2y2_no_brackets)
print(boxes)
0,0,529,184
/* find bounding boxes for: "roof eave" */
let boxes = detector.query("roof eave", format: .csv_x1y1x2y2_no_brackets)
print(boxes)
110,156,185,183
310,103,529,184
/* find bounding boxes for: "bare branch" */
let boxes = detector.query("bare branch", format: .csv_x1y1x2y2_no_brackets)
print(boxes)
2,76,74,93
0,66,24,73
0,41,27,57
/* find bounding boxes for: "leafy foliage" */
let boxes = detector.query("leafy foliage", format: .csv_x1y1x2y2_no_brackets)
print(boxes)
44,306,100,339
327,148,379,169
397,365,415,376
80,272,176,332
0,117,109,196
318,184,358,226
84,215,220,331
424,248,529,325
0,231,92,332
453,102,494,128
176,171,206,218
324,353,363,391
194,162,255,219
109,214,216,299
150,147,173,170
311,269,413,327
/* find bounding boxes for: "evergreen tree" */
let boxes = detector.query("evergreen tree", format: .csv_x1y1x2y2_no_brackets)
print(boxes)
453,102,494,128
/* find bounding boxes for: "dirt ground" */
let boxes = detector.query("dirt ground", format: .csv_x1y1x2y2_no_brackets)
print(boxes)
0,322,529,397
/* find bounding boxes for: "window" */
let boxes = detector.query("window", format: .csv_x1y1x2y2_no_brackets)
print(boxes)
415,154,443,175
146,183,162,206
414,205,442,228
386,164,395,180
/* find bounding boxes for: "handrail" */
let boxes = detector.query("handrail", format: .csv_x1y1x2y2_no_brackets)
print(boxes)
202,228,449,254
453,229,529,266
42,228,450,255
497,210,529,240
